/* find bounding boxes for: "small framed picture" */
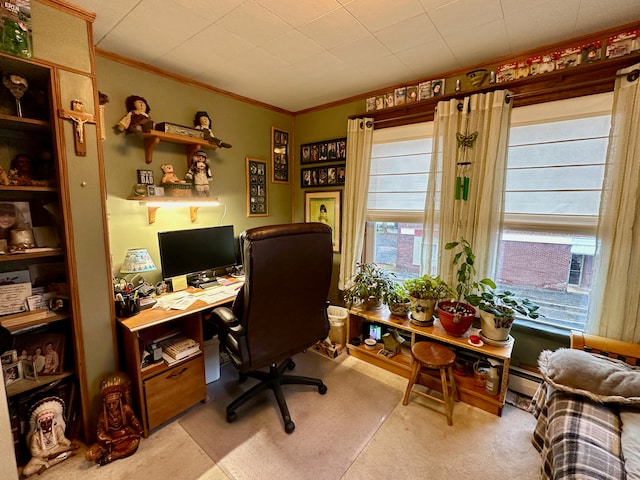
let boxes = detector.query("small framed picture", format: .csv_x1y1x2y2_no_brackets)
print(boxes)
154,186,164,197
305,190,341,252
271,127,289,184
1,349,18,366
137,169,154,185
146,185,156,196
14,333,65,376
21,358,37,381
246,157,268,217
2,361,23,386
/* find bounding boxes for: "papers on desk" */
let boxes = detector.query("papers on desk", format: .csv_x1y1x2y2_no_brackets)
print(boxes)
199,283,243,305
153,291,195,311
152,283,242,310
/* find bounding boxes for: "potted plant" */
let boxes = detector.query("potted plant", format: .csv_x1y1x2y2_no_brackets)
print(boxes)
386,282,411,317
403,275,453,322
438,238,495,336
342,263,396,310
469,289,542,341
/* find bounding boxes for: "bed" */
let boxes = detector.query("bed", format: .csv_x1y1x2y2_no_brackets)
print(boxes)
530,331,640,480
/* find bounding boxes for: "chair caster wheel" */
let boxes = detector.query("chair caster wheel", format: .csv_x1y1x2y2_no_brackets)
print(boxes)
318,384,328,395
285,421,295,434
227,411,237,423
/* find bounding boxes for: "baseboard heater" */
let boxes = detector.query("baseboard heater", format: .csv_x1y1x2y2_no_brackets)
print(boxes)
508,366,543,397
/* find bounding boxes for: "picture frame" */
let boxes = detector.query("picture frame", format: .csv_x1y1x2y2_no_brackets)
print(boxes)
137,169,154,185
305,190,341,252
301,164,345,188
246,157,268,217
300,137,346,165
1,349,17,366
13,333,65,376
271,127,289,184
2,361,23,386
21,358,37,381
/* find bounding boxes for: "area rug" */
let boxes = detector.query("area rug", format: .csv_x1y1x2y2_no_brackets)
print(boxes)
179,351,402,480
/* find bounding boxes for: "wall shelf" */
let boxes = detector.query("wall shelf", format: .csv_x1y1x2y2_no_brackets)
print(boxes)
142,130,217,165
128,196,221,223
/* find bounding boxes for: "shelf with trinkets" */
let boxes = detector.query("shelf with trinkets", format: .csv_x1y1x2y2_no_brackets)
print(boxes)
126,195,221,224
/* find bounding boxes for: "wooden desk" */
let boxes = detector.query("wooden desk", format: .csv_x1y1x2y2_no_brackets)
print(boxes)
116,283,241,436
347,306,513,416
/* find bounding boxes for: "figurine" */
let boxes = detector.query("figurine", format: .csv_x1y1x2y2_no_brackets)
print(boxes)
193,111,232,148
160,164,185,184
21,397,78,477
9,153,33,185
185,150,212,197
116,95,154,134
85,373,143,466
0,165,9,186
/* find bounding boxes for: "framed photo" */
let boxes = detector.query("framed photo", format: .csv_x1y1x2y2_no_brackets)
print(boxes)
246,157,268,217
1,349,17,366
13,333,65,376
305,190,341,252
301,164,345,188
21,358,37,381
3,361,23,386
137,169,154,185
271,127,289,184
300,138,346,165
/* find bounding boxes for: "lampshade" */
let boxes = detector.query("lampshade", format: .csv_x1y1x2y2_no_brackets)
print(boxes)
120,248,156,274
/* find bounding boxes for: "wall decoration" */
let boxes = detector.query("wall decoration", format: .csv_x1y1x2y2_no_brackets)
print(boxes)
246,157,268,217
271,127,289,184
301,164,345,188
300,137,346,165
305,190,341,252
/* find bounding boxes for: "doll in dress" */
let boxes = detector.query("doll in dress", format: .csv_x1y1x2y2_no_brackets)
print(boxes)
184,150,212,196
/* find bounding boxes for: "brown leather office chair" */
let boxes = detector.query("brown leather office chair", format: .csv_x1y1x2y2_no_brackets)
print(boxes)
211,222,333,433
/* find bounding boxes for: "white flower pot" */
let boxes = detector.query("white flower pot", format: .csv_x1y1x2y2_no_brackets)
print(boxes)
479,310,513,342
408,297,436,321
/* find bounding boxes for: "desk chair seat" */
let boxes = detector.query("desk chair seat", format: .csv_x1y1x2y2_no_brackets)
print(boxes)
211,223,333,434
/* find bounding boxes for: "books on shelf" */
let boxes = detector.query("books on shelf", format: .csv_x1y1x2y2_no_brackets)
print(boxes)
158,335,200,361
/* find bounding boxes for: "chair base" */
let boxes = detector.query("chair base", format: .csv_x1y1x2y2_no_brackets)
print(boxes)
227,358,328,434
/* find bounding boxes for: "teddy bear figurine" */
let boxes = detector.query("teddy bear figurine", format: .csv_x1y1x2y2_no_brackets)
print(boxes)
160,164,185,184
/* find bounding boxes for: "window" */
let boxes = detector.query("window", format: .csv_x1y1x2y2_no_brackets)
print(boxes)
364,93,613,331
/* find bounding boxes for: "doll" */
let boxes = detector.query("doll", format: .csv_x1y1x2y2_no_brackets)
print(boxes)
193,111,231,148
185,150,212,196
116,95,154,134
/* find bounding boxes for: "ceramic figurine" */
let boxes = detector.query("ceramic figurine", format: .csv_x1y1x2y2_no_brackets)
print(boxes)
185,150,212,196
85,373,143,466
116,95,154,134
193,111,232,148
21,397,78,477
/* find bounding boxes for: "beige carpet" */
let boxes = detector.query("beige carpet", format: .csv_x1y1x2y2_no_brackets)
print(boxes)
179,350,403,480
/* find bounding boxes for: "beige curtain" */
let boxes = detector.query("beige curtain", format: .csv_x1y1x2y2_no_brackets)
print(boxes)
338,118,374,290
587,63,640,342
422,90,512,284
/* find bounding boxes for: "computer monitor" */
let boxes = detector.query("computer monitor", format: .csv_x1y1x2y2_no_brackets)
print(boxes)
158,225,237,285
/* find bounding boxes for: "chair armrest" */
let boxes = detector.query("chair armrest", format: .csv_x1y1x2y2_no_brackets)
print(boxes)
212,307,245,338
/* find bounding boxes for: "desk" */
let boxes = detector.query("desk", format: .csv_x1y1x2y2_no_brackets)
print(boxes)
116,282,241,436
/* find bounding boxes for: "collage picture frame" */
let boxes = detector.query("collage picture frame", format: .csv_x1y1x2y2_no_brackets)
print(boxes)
301,164,345,188
304,190,341,252
300,137,346,165
246,157,268,217
271,127,289,184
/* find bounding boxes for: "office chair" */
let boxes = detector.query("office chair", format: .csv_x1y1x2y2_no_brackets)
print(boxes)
211,222,333,433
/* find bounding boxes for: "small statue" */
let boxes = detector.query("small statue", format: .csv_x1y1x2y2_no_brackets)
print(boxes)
185,150,212,197
193,111,231,148
116,95,154,134
85,373,143,466
160,164,185,184
21,397,78,478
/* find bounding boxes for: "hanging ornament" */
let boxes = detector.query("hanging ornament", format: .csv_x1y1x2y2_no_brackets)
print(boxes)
455,131,478,201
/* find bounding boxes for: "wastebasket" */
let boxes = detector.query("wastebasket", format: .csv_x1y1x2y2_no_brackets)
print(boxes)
327,305,348,345
204,335,220,383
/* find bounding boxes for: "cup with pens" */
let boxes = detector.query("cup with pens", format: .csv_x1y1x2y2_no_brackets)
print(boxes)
115,291,140,317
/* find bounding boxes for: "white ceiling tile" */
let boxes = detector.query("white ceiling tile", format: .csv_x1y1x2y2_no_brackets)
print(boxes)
394,38,459,76
261,31,325,64
428,0,503,37
445,19,510,66
374,13,440,53
299,7,370,50
330,35,392,65
575,0,640,37
215,1,291,46
74,0,140,43
254,0,342,27
345,0,426,32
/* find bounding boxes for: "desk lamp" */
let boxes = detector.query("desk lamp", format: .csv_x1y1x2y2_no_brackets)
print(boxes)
118,248,156,293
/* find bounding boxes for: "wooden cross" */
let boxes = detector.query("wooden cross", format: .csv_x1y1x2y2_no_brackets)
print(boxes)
59,99,96,156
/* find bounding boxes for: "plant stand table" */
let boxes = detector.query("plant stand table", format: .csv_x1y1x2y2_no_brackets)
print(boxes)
347,306,513,416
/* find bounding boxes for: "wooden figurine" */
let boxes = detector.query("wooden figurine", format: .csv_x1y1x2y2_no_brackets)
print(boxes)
116,95,154,134
21,397,78,477
184,150,212,197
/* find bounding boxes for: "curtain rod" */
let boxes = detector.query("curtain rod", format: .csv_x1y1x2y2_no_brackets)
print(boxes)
368,71,634,126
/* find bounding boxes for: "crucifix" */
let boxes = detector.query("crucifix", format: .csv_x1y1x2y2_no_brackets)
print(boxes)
59,99,96,156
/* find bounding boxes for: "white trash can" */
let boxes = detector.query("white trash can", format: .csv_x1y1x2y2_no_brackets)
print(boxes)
204,335,220,383
327,305,348,345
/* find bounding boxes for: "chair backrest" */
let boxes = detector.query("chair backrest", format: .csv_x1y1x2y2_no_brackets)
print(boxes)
235,222,333,369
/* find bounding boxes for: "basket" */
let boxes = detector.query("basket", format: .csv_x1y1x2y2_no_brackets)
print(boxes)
162,183,192,197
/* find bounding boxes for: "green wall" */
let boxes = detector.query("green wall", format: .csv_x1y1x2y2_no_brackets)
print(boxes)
97,57,294,283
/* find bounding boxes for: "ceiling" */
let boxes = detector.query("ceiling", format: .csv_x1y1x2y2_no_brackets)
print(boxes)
69,0,640,112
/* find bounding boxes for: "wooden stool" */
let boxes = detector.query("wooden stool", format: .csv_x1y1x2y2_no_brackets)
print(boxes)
402,341,458,425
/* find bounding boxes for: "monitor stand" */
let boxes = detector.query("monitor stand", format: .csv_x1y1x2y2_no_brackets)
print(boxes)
188,273,218,289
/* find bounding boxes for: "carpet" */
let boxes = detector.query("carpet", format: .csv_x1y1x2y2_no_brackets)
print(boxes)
179,350,403,480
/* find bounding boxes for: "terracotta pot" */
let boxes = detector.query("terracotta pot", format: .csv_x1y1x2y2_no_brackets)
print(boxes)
437,300,475,336
408,297,436,321
479,310,513,341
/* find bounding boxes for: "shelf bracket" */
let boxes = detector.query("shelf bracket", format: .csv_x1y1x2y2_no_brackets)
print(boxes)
143,135,161,164
147,206,160,224
189,206,199,222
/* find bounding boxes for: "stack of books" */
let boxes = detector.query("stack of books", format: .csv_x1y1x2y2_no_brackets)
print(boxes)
158,335,200,365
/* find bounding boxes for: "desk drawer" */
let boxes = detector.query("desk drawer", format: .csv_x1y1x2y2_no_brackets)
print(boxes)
144,356,206,430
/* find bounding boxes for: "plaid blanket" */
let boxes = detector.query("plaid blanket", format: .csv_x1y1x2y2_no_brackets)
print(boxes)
530,382,625,479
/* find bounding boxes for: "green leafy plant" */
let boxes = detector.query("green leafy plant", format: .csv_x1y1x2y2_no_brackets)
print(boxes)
342,263,396,307
444,238,495,309
403,275,453,300
470,289,542,328
386,282,409,304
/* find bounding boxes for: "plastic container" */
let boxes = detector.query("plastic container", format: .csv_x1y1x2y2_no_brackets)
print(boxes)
327,305,348,345
203,335,220,383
